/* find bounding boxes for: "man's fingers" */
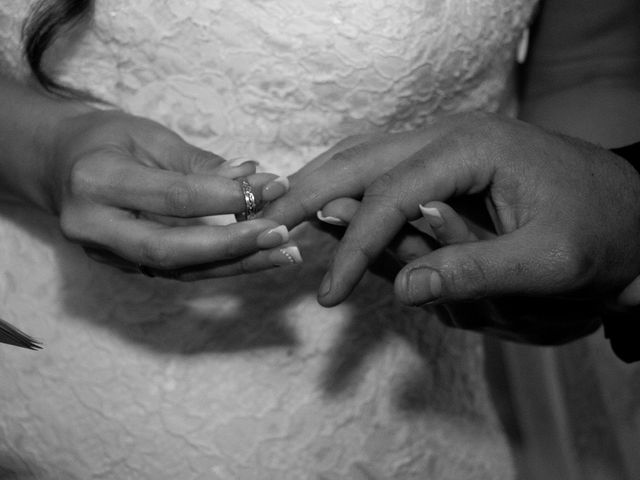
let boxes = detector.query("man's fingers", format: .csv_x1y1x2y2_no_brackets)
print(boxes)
289,135,373,179
263,130,445,227
317,199,407,307
393,227,588,305
317,197,436,269
316,144,496,306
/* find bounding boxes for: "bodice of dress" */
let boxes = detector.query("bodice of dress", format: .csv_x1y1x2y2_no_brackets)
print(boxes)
0,1,538,479
2,0,536,172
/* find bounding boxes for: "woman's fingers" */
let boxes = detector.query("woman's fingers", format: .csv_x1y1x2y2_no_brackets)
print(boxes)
214,159,259,179
64,205,293,270
419,201,478,244
83,237,304,280
318,197,437,266
71,151,283,217
175,244,303,280
317,197,360,226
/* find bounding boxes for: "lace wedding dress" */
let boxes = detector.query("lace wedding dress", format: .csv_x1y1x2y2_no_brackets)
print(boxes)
0,1,537,478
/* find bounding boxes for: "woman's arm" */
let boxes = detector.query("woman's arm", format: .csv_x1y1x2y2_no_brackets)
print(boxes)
0,77,298,279
0,76,88,210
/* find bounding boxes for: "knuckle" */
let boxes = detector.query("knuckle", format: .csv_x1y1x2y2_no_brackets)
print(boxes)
222,229,244,258
328,150,353,167
138,237,174,269
68,160,99,198
238,257,253,275
439,111,504,159
367,172,395,196
328,143,367,168
349,240,377,264
545,240,595,289
365,173,403,207
446,254,490,299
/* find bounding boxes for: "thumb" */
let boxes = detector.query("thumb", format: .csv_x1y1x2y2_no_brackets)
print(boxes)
394,227,579,305
171,144,228,174
133,119,229,173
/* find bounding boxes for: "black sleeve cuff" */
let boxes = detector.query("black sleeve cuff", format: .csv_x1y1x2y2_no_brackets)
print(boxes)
611,142,640,173
602,308,640,363
603,141,640,363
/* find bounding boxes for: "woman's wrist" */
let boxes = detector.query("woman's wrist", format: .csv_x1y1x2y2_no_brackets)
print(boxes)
0,79,96,212
41,98,100,213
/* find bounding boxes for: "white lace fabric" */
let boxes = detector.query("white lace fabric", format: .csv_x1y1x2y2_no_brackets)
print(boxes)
0,1,537,479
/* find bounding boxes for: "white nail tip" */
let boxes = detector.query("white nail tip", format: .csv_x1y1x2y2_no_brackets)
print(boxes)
517,28,530,64
279,246,303,264
268,225,290,242
316,211,346,226
229,157,258,167
419,205,442,220
274,176,290,189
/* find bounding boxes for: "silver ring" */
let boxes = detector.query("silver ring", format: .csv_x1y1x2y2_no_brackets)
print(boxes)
236,178,257,221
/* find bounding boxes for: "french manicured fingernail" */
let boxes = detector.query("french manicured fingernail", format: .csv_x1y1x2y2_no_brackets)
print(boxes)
230,157,259,168
262,176,290,201
419,204,444,227
407,267,442,304
270,245,303,266
316,211,347,226
318,272,332,297
257,225,289,248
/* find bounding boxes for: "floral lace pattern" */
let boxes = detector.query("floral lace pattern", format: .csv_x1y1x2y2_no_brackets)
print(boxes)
0,1,536,478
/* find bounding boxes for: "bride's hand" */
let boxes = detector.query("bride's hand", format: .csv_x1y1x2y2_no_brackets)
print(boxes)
47,109,298,279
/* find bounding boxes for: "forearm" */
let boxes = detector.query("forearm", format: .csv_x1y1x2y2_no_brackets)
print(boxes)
517,0,640,147
520,81,640,148
0,76,91,212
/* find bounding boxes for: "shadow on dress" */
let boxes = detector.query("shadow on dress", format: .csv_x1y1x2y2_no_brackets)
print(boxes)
2,204,499,423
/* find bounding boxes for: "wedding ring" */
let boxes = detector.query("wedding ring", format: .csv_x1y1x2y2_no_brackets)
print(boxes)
236,178,257,221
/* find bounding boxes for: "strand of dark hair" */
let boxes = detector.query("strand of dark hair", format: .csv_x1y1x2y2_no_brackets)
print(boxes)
22,0,95,99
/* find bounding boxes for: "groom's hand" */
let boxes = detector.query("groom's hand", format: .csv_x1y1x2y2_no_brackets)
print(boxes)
266,112,640,306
